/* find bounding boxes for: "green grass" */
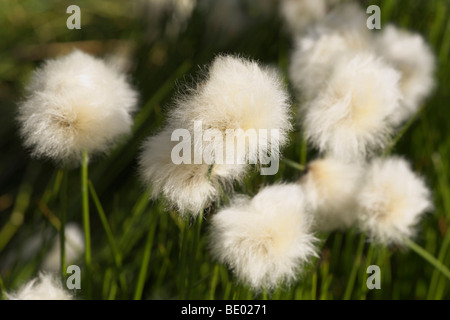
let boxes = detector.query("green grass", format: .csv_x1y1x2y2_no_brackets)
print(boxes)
0,0,449,300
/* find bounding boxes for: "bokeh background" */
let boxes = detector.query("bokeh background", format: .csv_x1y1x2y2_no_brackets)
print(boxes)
0,0,449,299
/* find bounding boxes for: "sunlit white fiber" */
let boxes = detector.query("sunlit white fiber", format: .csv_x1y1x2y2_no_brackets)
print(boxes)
170,55,292,166
17,50,138,164
302,53,402,160
375,25,435,125
139,127,220,218
357,157,433,245
6,273,73,300
300,158,364,232
209,183,318,291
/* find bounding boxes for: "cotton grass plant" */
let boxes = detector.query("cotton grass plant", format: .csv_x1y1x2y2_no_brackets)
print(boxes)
299,158,364,232
357,157,433,246
16,49,138,292
374,24,436,126
284,0,445,293
2,0,450,300
209,184,318,291
301,53,402,160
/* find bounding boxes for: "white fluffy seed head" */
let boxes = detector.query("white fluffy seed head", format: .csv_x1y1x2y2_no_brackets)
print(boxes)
42,223,84,272
171,55,292,164
209,183,318,291
302,53,402,161
375,25,436,125
357,157,433,246
139,125,247,217
17,50,138,165
139,127,220,218
289,30,371,101
300,158,364,232
6,273,73,300
279,0,327,35
289,2,373,101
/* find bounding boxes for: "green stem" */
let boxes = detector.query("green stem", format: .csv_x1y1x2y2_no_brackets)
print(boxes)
209,265,220,300
360,244,374,299
108,282,118,300
187,211,204,298
281,158,305,172
207,164,214,181
102,269,113,299
60,169,67,279
343,234,365,300
428,153,450,299
88,180,127,294
427,224,450,299
179,219,191,299
81,150,92,295
383,106,423,156
404,238,450,281
300,137,307,166
0,275,5,300
311,272,317,300
134,221,157,300
0,164,36,253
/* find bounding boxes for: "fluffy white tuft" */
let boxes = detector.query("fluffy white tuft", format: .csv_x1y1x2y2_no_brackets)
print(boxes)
209,184,318,291
279,0,327,35
357,157,433,245
375,25,436,125
17,50,138,165
300,158,364,232
289,30,371,101
6,273,73,300
170,55,292,166
288,2,373,100
302,53,402,160
42,223,84,272
139,127,222,218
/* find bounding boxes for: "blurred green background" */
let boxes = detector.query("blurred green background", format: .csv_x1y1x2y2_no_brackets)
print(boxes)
0,0,449,299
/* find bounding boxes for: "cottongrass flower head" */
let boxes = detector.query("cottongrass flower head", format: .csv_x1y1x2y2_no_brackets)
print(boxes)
42,223,85,272
17,50,138,165
375,25,436,125
300,158,364,232
209,183,318,291
302,53,402,160
289,29,371,101
357,157,433,246
6,273,73,300
289,1,375,101
170,54,292,165
139,127,241,218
